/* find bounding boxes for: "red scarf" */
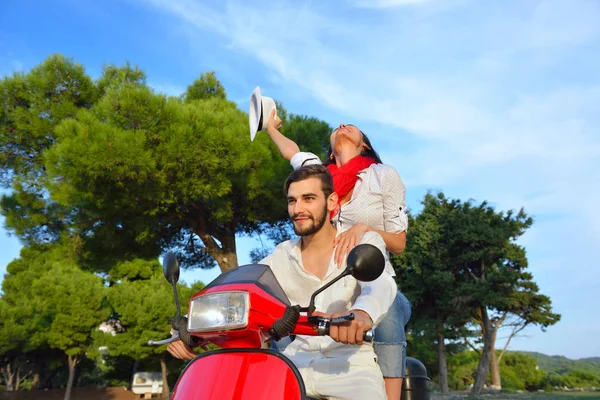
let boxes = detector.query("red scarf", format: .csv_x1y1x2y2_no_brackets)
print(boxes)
327,155,377,216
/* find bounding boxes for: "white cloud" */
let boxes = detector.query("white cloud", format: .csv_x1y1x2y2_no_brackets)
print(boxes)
135,0,600,211
134,0,600,357
150,81,186,97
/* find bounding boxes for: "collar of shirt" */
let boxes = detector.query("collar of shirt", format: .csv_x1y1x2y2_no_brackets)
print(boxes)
286,234,346,282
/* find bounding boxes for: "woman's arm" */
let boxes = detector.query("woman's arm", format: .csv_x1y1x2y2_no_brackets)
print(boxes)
381,166,408,254
266,109,300,161
334,224,405,266
366,227,406,255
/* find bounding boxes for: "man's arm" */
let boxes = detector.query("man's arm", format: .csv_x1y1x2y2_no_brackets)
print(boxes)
329,232,397,345
351,232,397,324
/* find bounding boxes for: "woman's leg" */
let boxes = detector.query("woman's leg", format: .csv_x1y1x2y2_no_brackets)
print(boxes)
374,290,411,400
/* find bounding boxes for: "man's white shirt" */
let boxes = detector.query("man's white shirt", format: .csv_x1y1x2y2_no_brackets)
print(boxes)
259,230,397,360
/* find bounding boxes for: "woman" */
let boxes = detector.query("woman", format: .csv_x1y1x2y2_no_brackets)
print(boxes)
266,110,412,400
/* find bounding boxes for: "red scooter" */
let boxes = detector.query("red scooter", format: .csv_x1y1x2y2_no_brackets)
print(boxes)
149,244,385,400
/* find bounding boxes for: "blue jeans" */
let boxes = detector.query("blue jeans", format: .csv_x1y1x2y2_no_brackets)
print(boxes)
271,335,294,352
374,290,411,378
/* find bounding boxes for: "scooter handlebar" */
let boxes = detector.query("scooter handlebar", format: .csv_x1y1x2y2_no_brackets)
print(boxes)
310,313,375,343
147,331,179,346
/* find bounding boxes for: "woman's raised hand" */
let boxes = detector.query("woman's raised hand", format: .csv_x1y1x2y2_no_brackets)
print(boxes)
267,109,282,132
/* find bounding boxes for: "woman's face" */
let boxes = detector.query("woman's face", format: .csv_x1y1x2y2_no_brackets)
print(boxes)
330,124,364,153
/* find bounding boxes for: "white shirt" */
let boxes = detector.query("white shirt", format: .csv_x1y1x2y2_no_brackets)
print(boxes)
259,231,397,361
290,152,409,235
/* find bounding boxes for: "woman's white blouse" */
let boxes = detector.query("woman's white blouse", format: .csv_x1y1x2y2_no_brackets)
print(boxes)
290,152,408,234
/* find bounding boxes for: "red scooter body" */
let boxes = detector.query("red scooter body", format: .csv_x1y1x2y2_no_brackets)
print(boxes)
170,264,318,400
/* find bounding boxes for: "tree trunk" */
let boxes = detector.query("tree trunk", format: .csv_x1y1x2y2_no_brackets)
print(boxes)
64,355,78,400
160,355,170,398
437,329,449,394
191,213,239,272
489,325,501,389
32,371,40,390
15,366,21,391
129,359,140,391
2,361,15,391
472,307,494,395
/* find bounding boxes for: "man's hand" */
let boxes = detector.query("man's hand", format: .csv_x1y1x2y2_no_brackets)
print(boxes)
334,223,369,267
267,109,282,132
167,339,198,360
328,310,373,345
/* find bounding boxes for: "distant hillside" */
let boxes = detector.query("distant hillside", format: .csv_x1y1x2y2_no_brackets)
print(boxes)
517,351,600,374
580,357,600,365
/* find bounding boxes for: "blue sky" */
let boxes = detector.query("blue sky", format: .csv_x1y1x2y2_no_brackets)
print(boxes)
1,0,599,359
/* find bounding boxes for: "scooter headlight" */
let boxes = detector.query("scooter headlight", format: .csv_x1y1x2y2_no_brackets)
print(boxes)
187,291,249,332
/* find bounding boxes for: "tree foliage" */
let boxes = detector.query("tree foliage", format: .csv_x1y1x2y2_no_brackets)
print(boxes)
394,192,559,394
1,54,332,275
1,241,108,399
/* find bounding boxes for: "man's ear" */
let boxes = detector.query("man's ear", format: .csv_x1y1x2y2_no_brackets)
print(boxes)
327,192,338,212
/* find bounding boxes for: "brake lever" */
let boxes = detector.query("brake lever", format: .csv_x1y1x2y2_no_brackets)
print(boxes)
307,313,355,325
330,313,355,324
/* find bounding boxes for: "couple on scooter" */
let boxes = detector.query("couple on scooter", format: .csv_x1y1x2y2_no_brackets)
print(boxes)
169,114,411,400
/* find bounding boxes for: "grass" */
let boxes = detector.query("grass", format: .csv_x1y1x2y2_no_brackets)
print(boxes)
432,391,600,400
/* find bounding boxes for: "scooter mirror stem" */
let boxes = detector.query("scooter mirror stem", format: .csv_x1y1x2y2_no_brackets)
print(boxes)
172,281,181,318
304,269,351,315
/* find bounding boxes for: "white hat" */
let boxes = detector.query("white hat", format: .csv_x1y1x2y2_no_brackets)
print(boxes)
249,86,277,141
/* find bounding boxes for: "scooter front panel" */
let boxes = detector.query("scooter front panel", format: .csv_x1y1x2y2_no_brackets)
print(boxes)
171,349,305,400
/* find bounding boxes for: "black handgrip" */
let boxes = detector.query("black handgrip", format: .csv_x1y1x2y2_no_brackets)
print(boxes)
169,316,199,347
321,325,375,343
269,305,301,341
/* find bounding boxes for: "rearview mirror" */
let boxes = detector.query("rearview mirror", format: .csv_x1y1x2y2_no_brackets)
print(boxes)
346,244,385,282
162,252,180,285
304,243,385,314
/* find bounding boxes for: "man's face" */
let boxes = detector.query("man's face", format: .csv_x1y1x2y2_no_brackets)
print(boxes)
287,177,330,236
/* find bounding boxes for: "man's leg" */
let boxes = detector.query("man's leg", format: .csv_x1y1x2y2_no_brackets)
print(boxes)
311,351,387,400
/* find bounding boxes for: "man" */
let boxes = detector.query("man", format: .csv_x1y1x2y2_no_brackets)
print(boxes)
169,164,397,399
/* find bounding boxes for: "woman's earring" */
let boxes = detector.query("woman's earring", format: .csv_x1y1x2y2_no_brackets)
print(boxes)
329,154,334,160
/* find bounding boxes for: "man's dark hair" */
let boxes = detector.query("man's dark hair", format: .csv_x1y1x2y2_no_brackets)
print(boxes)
284,164,334,198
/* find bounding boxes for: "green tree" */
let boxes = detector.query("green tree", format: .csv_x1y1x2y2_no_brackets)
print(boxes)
0,245,57,391
0,299,29,391
1,242,108,400
499,352,546,390
446,199,537,395
393,198,474,393
1,55,332,276
482,283,560,389
96,265,203,397
447,350,479,390
560,369,600,388
37,264,107,400
0,55,98,244
183,71,226,102
394,192,552,395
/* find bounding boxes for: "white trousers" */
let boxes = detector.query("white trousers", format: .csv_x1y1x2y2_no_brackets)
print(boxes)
287,346,388,400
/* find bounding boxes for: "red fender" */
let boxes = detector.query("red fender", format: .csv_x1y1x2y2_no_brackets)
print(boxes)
171,349,306,400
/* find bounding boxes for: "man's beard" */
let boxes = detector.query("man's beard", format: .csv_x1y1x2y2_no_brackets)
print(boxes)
291,205,328,236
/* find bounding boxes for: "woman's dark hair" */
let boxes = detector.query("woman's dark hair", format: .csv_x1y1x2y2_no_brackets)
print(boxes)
322,129,383,166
